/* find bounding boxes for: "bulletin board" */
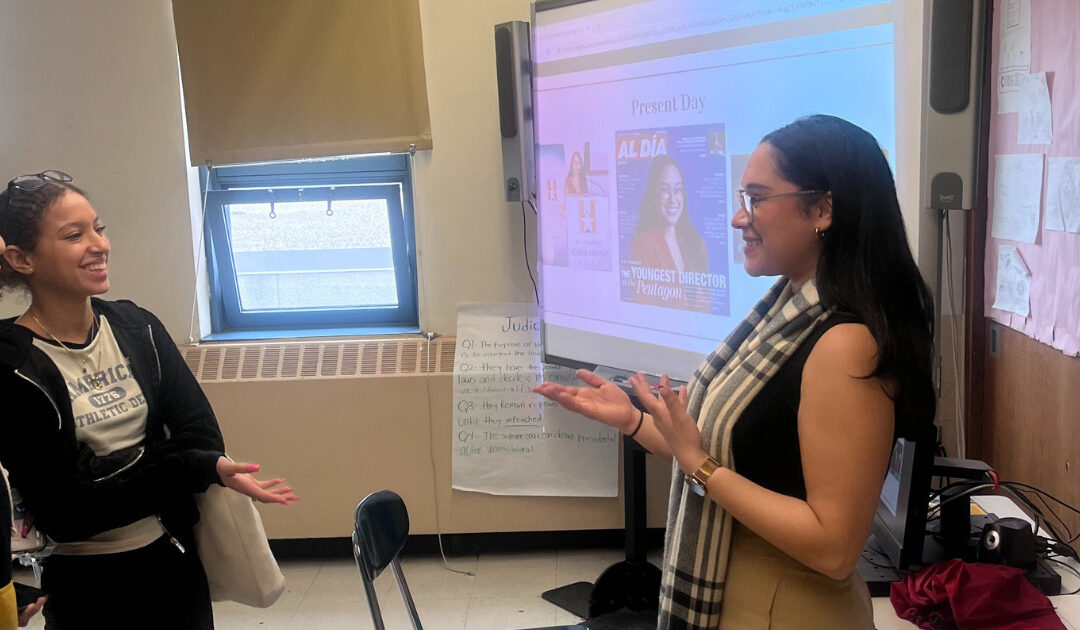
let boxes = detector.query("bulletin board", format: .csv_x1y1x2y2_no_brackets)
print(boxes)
984,0,1080,357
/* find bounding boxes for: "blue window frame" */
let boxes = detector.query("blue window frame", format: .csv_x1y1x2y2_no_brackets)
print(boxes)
202,155,418,334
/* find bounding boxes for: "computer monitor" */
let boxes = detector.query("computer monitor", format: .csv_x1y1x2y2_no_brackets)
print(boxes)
867,437,934,572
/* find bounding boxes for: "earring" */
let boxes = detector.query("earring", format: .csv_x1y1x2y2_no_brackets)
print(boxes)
815,227,826,241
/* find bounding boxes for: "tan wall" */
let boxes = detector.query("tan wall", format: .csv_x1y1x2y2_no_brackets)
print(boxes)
204,375,674,539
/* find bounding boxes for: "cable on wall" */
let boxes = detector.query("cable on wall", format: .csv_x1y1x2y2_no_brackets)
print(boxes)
423,332,475,577
943,211,967,458
520,200,539,304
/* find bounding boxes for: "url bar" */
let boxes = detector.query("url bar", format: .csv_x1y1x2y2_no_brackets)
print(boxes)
535,0,882,64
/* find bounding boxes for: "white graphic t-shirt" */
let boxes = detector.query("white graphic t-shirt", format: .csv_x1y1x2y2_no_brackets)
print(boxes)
32,315,164,554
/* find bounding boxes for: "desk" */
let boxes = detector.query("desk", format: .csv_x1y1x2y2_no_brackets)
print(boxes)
872,496,1080,630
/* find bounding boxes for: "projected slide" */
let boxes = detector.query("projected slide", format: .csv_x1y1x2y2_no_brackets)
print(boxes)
615,124,729,315
534,0,898,381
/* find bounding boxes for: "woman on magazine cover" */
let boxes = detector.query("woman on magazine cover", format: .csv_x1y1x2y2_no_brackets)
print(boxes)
629,154,710,312
0,172,298,629
538,115,935,629
565,150,589,196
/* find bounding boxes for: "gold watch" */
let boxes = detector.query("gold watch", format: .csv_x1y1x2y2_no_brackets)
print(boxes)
686,456,720,496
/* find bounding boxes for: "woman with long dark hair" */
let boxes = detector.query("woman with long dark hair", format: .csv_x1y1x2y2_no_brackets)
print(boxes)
0,173,298,629
629,154,710,311
537,115,935,628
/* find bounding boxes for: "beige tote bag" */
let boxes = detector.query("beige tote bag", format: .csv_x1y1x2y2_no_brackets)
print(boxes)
194,485,285,608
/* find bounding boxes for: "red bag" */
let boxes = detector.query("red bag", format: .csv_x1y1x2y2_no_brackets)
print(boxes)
890,558,1066,630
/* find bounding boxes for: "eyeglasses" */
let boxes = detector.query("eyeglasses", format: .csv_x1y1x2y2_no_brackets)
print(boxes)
8,170,73,192
736,188,825,222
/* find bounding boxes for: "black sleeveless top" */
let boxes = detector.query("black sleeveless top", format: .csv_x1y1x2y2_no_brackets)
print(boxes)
729,312,859,501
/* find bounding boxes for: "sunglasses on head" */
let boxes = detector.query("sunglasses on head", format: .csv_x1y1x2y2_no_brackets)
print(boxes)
8,170,73,192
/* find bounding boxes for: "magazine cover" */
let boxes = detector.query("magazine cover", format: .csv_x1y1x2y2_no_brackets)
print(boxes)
538,142,611,271
537,144,570,267
616,124,730,315
566,193,611,272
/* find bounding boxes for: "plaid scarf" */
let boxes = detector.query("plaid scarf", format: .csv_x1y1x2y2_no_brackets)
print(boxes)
658,279,830,629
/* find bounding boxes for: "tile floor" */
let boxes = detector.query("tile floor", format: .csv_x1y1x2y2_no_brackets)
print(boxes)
14,547,926,629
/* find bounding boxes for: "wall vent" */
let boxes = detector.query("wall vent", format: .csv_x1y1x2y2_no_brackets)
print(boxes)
182,337,457,383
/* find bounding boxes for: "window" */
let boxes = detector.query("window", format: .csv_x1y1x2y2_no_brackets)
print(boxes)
202,155,418,335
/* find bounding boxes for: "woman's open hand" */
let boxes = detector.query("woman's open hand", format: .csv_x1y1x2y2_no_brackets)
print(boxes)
18,594,46,627
628,373,705,473
533,369,638,433
216,458,299,505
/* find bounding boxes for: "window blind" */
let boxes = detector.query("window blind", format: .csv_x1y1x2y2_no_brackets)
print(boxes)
172,0,432,166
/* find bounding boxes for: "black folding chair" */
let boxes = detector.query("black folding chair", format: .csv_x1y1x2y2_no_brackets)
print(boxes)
352,490,621,630
352,490,422,630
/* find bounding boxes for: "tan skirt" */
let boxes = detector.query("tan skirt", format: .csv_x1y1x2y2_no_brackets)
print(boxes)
0,580,16,630
717,523,875,630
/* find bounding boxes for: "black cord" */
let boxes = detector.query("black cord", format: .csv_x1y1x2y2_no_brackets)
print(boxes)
921,476,1080,574
526,198,537,214
926,482,994,520
1005,482,1080,515
996,482,1079,556
1012,486,1075,544
1039,537,1080,561
1004,482,1080,541
520,201,539,304
996,484,1049,547
928,478,989,502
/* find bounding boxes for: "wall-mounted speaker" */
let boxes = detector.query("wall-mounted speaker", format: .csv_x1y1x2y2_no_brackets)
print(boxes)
494,21,534,203
928,1,973,114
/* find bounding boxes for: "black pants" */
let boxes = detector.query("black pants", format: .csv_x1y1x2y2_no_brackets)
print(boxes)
41,534,213,630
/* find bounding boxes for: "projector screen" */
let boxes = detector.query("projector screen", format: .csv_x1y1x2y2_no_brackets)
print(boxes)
533,0,922,382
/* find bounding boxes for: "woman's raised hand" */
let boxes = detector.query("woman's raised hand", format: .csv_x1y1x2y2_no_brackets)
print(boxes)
533,368,638,433
628,373,704,473
215,457,299,505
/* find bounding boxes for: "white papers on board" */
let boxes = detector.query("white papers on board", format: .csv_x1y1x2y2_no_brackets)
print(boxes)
997,0,1031,114
451,303,618,496
1045,157,1080,233
993,245,1031,316
1016,72,1052,145
992,154,1043,243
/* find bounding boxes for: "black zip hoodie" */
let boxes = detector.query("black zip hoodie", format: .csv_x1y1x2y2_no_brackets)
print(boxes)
0,298,224,543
